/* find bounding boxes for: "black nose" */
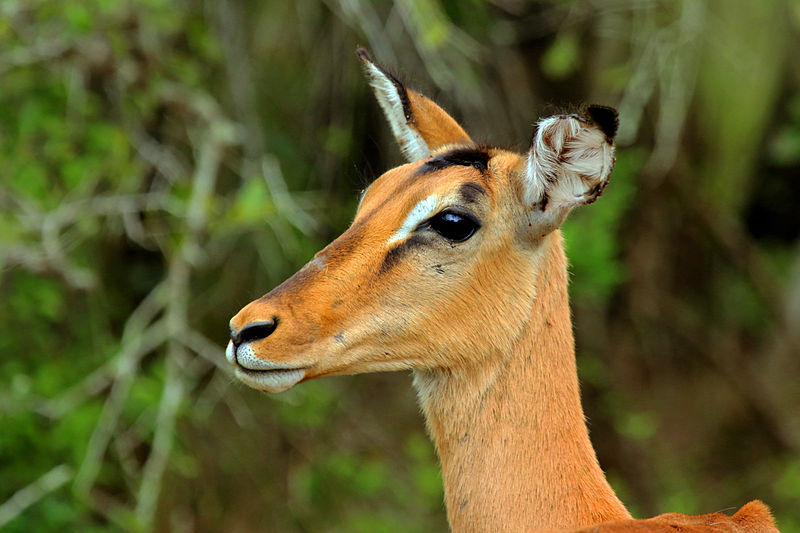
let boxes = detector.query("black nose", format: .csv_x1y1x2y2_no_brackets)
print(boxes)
231,318,278,347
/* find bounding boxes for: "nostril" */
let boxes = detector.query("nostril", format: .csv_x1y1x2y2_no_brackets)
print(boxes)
232,318,278,346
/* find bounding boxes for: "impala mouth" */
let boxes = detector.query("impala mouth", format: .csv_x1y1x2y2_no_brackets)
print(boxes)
234,366,307,393
225,341,308,393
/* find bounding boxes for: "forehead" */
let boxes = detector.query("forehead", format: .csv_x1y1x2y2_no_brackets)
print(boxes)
357,147,513,220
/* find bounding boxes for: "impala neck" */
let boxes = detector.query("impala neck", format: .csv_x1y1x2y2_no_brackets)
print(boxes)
413,232,630,532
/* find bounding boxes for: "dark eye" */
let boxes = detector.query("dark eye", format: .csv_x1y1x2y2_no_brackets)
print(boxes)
427,211,480,242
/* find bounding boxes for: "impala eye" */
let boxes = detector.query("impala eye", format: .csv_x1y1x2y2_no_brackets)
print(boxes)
427,211,480,242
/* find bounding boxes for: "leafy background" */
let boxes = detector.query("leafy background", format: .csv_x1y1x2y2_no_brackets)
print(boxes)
1,0,799,532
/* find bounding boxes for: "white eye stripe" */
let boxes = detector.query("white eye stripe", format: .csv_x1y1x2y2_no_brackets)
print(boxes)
386,195,438,245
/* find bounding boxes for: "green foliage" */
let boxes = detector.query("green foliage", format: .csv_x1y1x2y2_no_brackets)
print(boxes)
769,95,800,166
563,148,643,302
542,32,581,81
406,0,451,49
275,380,340,430
1,1,798,532
696,0,790,212
615,411,658,442
405,432,444,508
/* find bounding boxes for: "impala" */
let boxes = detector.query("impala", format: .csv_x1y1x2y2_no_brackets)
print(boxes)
225,49,778,533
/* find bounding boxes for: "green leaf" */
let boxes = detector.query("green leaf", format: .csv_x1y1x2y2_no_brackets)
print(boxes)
542,33,581,80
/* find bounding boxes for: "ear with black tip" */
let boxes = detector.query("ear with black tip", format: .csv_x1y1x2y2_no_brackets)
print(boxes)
357,48,472,162
585,104,619,142
521,106,618,235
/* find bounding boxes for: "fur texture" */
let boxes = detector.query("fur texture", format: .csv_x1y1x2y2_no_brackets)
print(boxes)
226,52,779,533
523,112,617,237
563,500,778,533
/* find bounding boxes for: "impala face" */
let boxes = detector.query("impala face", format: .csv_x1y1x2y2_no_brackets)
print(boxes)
226,50,618,393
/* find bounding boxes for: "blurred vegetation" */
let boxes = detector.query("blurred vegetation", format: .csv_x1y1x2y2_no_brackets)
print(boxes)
1,0,799,532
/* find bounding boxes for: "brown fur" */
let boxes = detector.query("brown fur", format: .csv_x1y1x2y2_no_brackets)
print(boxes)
561,500,778,533
227,53,779,533
406,88,472,149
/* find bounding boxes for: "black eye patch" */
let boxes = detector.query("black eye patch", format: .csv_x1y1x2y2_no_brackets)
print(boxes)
458,182,486,205
379,235,427,274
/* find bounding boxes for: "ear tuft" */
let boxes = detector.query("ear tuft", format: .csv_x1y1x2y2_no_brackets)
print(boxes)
585,105,619,142
523,111,616,216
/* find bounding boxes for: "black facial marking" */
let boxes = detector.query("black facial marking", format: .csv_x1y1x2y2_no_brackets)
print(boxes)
585,105,619,142
458,182,486,204
357,47,413,121
418,148,490,176
379,235,426,274
533,192,549,211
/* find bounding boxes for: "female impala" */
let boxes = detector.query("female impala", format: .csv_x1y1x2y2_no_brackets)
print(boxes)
226,50,778,533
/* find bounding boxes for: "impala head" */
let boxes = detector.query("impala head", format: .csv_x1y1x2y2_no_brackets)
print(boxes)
226,49,618,393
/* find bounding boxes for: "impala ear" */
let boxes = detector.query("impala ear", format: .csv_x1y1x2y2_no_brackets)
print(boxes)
357,48,472,162
522,105,619,234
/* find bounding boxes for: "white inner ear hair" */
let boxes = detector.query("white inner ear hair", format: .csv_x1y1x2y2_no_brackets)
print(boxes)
387,195,438,245
363,62,430,162
523,115,614,208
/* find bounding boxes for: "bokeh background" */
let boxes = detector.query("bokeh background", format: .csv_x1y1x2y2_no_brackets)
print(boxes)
1,0,799,531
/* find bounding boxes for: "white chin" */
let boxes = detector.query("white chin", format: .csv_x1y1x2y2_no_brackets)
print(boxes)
234,367,306,393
